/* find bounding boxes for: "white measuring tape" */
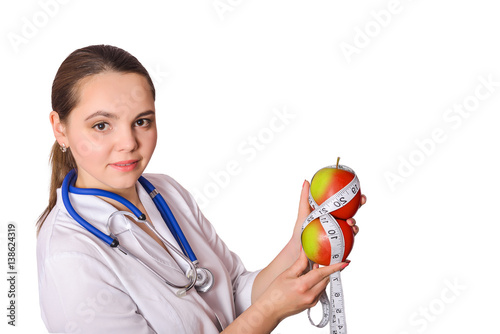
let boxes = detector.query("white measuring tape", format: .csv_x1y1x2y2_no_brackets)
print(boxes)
301,165,360,334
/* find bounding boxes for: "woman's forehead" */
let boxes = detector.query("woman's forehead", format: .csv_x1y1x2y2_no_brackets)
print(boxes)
72,72,155,118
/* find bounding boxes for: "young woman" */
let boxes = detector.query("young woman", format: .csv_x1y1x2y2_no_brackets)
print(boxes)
37,45,364,333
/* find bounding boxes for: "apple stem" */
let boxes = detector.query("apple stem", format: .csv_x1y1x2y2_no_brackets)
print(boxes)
336,157,340,169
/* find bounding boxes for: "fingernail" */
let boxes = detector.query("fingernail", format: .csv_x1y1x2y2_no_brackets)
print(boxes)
302,179,307,189
340,262,349,270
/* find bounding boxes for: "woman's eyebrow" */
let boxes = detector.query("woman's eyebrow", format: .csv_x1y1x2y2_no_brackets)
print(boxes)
135,110,155,118
84,110,155,121
84,110,117,121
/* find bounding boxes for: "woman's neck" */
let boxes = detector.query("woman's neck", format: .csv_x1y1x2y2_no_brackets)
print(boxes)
99,185,142,212
74,174,142,209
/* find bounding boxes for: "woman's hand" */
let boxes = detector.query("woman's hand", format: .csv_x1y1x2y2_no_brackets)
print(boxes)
259,250,348,321
225,251,348,333
252,180,366,303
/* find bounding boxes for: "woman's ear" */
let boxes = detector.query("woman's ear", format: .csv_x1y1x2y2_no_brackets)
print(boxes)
50,111,67,147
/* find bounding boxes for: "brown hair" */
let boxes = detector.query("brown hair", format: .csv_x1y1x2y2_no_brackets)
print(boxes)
37,45,156,233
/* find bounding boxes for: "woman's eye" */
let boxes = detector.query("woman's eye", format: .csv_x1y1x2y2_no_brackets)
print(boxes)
92,122,109,131
135,119,151,127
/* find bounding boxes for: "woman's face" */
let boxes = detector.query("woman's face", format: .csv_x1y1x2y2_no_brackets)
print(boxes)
62,71,157,193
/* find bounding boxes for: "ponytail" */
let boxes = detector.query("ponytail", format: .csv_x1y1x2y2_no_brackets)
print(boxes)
37,141,76,233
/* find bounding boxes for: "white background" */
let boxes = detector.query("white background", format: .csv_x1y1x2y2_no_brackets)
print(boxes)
1,0,499,333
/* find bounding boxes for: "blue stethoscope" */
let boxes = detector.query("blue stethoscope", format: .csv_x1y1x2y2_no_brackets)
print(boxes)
61,169,214,296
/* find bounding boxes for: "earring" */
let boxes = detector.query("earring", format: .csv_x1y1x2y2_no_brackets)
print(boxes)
60,144,67,153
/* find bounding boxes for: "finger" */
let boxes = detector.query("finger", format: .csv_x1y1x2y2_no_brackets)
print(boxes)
314,262,348,278
351,225,359,235
297,180,312,223
346,218,359,236
340,260,351,272
308,282,330,306
303,264,347,300
309,289,329,308
287,250,310,277
360,194,367,206
301,262,348,288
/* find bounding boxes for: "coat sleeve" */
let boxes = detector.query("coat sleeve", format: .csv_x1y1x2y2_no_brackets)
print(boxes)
39,251,156,334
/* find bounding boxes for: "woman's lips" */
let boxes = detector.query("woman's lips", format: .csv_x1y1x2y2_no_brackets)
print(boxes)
109,160,139,172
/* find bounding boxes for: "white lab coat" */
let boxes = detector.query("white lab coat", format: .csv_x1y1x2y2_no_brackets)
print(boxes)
37,173,259,334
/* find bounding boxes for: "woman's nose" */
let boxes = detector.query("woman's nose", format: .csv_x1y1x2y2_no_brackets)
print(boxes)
116,127,138,152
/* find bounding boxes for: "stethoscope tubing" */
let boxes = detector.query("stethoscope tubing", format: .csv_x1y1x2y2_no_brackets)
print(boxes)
69,176,145,219
61,169,213,294
63,169,197,262
108,210,197,292
62,169,116,246
138,176,197,262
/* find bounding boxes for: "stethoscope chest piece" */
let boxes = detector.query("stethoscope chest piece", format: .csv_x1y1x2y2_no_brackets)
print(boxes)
194,267,214,293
